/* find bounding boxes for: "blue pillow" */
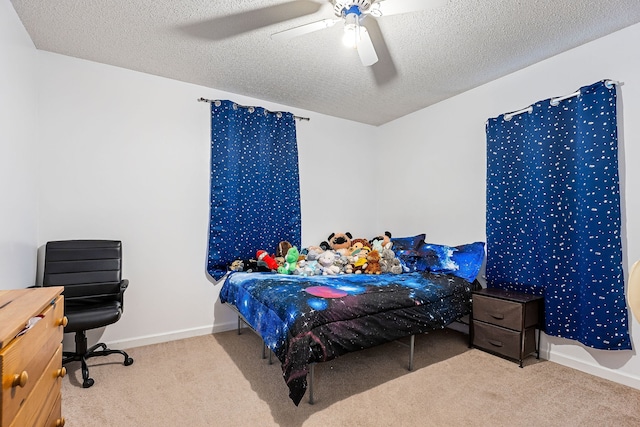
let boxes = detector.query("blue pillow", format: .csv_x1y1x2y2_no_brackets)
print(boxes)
396,253,435,273
390,234,426,254
416,241,485,282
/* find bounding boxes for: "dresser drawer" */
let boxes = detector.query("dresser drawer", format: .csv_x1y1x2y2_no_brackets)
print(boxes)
41,392,63,427
473,321,536,360
1,297,64,426
9,345,63,427
473,294,526,330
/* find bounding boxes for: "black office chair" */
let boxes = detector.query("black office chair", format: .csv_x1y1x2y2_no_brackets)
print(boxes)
43,240,134,388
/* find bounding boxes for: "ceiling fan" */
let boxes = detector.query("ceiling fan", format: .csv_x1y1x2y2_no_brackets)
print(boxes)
271,0,446,66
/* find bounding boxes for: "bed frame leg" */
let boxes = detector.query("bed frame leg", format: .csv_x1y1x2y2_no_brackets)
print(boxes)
237,316,242,335
409,335,415,371
308,363,315,405
262,342,267,359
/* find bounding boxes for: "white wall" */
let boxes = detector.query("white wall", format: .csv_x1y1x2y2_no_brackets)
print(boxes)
377,23,640,389
35,50,377,348
0,1,39,290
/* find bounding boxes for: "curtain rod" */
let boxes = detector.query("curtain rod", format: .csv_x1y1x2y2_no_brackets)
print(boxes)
504,106,533,122
503,80,622,121
198,98,310,122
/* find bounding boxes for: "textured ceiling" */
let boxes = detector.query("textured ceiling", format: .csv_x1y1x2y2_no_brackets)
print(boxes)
10,0,640,126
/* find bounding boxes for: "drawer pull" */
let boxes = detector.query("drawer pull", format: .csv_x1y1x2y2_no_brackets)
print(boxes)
57,316,69,327
490,313,505,320
488,339,504,348
57,367,67,378
12,371,28,388
55,418,66,427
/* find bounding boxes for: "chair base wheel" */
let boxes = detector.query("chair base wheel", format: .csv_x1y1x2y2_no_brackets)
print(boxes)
63,335,133,388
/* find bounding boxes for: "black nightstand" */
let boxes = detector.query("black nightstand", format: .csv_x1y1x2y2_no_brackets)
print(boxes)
470,288,543,367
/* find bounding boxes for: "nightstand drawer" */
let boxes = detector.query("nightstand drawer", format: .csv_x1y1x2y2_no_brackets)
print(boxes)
473,294,524,330
471,288,543,367
473,321,521,359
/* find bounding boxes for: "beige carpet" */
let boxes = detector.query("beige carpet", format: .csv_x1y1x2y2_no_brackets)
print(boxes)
61,328,640,426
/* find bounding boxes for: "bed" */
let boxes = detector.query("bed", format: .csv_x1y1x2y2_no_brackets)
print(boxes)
219,269,479,405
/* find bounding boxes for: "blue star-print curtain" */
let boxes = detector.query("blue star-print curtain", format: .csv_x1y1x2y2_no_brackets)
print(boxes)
207,100,301,280
485,80,631,350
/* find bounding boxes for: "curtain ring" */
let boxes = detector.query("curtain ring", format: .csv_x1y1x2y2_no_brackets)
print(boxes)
248,107,255,113
232,103,238,110
214,100,221,107
276,112,282,118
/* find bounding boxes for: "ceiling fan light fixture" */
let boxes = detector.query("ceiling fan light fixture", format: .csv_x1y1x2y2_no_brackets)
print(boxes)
342,12,361,48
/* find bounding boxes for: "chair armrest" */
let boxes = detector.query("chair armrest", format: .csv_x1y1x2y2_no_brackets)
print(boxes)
119,279,129,312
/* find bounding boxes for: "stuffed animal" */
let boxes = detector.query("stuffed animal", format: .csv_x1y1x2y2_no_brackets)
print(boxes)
273,241,292,267
364,250,382,275
380,248,403,274
320,232,353,251
350,238,371,252
370,231,393,251
348,238,371,274
333,254,353,274
256,250,278,271
306,247,323,261
276,241,292,258
301,248,322,276
305,245,325,254
229,258,271,273
318,251,340,275
277,246,300,274
229,259,245,272
294,259,310,276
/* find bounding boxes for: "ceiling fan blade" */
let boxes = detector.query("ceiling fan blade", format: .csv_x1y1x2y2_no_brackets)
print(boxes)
363,18,398,86
271,18,339,41
180,1,324,41
357,27,378,66
373,0,447,16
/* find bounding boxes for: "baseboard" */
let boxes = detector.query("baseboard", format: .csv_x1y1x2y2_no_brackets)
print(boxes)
544,349,640,391
105,320,239,350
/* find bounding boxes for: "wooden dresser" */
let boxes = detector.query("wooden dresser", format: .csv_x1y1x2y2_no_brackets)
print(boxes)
0,287,66,427
471,287,543,367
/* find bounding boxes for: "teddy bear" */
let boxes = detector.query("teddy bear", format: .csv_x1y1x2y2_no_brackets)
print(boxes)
277,246,300,274
333,253,354,274
318,250,340,275
295,259,316,276
300,248,322,276
320,232,352,251
364,250,382,275
379,248,403,274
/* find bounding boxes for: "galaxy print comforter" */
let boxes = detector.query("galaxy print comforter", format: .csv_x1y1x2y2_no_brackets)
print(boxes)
220,271,475,405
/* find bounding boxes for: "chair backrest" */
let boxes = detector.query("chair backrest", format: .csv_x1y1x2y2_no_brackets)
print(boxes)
43,240,123,300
